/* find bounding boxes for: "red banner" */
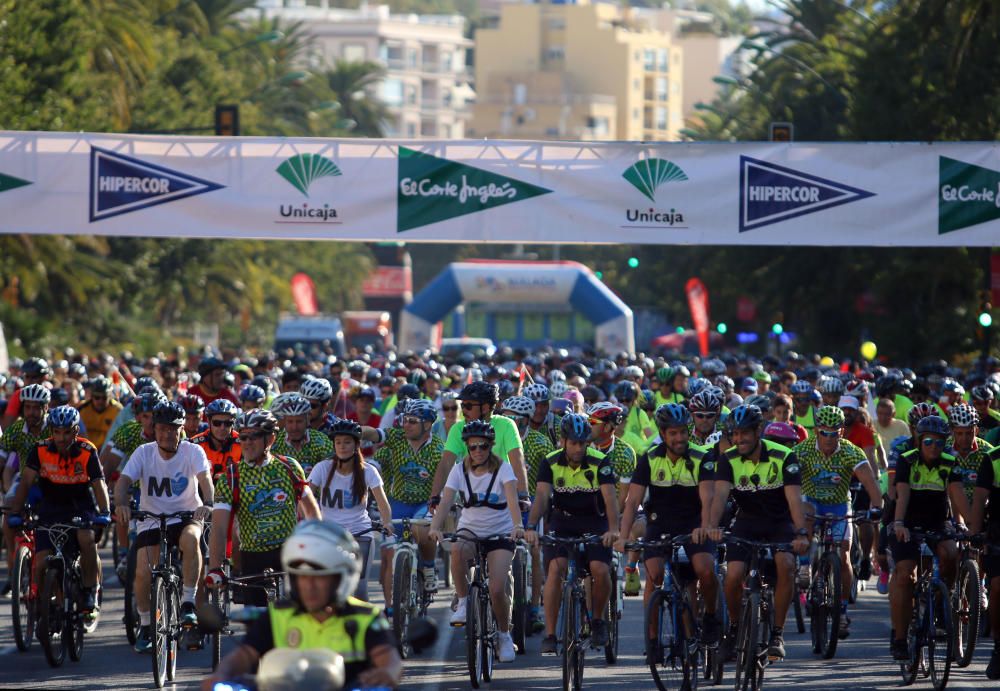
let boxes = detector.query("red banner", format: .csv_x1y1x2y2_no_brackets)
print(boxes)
362,265,412,298
685,277,711,357
290,272,318,315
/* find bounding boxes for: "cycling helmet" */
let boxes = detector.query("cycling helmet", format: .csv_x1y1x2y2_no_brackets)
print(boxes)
239,384,267,405
655,366,673,384
48,405,81,429
22,357,50,378
467,367,485,383
236,408,278,434
501,396,536,417
458,381,499,405
686,377,710,397
819,378,845,395
815,405,846,428
907,401,938,426
762,422,800,445
624,365,644,380
971,385,995,402
689,389,723,413
810,390,822,405
408,369,427,387
875,375,901,399
300,377,333,403
743,394,772,412
948,404,979,428
251,374,274,393
728,404,764,430
701,359,726,377
405,399,438,423
523,382,551,402
179,394,205,414
205,398,239,419
548,370,567,383
328,419,363,442
916,415,950,437
50,388,70,407
587,402,624,427
461,419,496,442
20,383,51,405
275,393,311,419
790,381,813,395
133,391,165,413
197,356,226,376
564,363,590,380
354,385,376,401
714,375,735,393
89,376,113,395
655,402,691,429
281,520,360,607
560,413,592,442
152,401,185,426
498,380,516,399
615,381,639,404
396,383,421,401
550,381,570,397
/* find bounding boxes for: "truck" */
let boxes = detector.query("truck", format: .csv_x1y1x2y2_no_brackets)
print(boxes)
342,311,393,353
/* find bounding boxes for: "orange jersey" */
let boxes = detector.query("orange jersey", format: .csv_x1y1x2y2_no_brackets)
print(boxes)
189,430,241,479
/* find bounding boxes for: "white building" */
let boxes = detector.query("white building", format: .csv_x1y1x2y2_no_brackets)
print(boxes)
251,1,473,138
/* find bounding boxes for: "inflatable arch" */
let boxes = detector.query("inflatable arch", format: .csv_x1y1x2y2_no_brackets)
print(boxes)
398,260,635,354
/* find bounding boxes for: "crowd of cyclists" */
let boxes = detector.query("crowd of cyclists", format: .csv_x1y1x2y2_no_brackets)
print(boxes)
1,345,999,689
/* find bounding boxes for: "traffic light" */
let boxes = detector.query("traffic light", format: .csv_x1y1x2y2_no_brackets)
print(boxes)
771,322,783,335
769,122,793,142
980,305,993,327
215,104,240,136
627,257,639,269
594,271,603,280
675,326,685,334
717,322,728,334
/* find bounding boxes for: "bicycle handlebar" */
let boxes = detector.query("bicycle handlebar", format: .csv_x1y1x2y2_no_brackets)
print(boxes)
624,534,691,551
721,534,794,552
440,531,512,544
539,533,603,546
132,509,197,522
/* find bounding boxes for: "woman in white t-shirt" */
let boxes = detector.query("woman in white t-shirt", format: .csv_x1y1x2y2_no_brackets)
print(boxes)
308,420,392,602
429,420,523,663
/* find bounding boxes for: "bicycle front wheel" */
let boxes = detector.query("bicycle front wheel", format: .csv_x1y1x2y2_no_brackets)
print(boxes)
166,583,179,682
605,566,620,664
209,586,225,670
12,545,34,651
151,576,169,688
819,552,841,659
123,544,140,645
927,580,952,691
481,592,495,682
512,547,528,655
953,557,980,668
66,577,84,662
561,582,579,691
466,584,483,688
39,567,66,668
391,549,413,659
734,593,759,691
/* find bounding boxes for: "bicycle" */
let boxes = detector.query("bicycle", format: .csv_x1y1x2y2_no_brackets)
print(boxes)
8,510,38,652
951,533,980,669
804,512,863,659
389,516,434,659
898,530,954,691
35,518,95,668
540,533,605,691
511,537,532,656
626,534,701,691
725,535,793,691
206,557,286,671
132,509,196,688
705,545,729,686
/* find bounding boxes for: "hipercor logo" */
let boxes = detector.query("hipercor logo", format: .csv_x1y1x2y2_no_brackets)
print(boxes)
739,156,875,232
89,146,223,222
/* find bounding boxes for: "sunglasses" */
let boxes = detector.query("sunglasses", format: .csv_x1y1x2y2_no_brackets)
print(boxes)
442,406,458,412
693,412,717,419
468,442,492,451
211,419,234,428
921,437,946,448
238,432,267,442
817,429,840,438
401,416,422,425
461,402,481,410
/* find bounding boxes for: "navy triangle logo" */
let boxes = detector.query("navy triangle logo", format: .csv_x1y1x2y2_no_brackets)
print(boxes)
89,146,224,222
739,156,874,232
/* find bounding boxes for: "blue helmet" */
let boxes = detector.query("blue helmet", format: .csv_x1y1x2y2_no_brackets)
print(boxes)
405,399,438,423
727,404,763,431
655,403,690,429
916,415,950,437
48,405,81,429
205,398,239,418
560,413,592,442
239,384,266,404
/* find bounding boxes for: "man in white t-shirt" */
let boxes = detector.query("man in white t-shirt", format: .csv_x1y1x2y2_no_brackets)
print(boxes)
115,401,213,654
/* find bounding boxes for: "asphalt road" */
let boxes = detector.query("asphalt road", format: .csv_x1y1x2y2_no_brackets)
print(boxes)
0,546,993,690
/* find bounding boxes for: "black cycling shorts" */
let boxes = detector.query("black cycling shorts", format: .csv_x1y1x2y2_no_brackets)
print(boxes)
235,548,283,606
725,517,794,564
544,515,611,569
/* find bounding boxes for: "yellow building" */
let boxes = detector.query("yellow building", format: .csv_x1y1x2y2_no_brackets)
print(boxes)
471,1,683,141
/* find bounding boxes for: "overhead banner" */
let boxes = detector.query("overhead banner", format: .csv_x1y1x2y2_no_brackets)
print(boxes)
2,131,1000,245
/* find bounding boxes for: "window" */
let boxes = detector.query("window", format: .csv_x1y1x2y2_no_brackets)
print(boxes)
548,18,565,29
514,83,527,105
657,48,668,72
643,106,653,129
545,46,565,61
656,77,668,101
407,48,419,67
379,79,404,106
586,116,609,136
643,48,656,71
343,44,366,62
406,84,417,105
406,122,417,138
633,108,640,120
382,43,403,64
656,106,667,130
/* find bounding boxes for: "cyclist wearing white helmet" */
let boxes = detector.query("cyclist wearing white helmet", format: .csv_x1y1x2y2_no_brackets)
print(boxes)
524,382,560,446
300,377,334,431
203,521,402,691
790,380,816,431
272,393,335,476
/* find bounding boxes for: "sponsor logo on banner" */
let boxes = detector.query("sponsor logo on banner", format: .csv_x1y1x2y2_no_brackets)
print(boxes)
621,158,689,229
396,147,552,232
89,147,223,222
938,156,1000,234
474,275,557,294
0,172,31,194
738,156,874,232
275,153,343,224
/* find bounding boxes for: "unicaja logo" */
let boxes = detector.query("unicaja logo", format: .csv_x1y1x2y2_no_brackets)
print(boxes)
276,153,342,197
622,158,688,202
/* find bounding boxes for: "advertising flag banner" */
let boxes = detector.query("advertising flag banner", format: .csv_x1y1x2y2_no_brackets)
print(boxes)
685,277,711,357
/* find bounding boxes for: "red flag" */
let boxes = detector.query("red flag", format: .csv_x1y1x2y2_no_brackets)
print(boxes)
290,273,318,316
685,277,711,357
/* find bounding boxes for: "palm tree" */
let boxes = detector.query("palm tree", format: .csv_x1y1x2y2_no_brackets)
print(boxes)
320,60,390,137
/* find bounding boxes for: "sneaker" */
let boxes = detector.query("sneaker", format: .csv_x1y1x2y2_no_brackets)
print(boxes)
859,557,872,582
134,625,153,654
450,598,467,627
421,566,438,593
702,613,720,646
384,606,393,619
540,634,558,656
891,638,909,661
767,631,786,659
877,570,889,595
530,606,544,634
838,615,851,640
591,618,609,647
624,567,641,596
180,601,198,627
987,648,1000,680
81,587,97,612
116,555,129,584
498,631,516,662
1,582,10,597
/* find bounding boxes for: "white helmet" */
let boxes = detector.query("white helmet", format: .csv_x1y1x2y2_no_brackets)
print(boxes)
281,521,361,608
551,380,570,397
300,377,333,403
273,392,312,419
501,395,536,417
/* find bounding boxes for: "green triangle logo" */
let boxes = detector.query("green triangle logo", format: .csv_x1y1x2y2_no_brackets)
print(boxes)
939,156,1000,234
397,147,552,232
0,172,31,193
